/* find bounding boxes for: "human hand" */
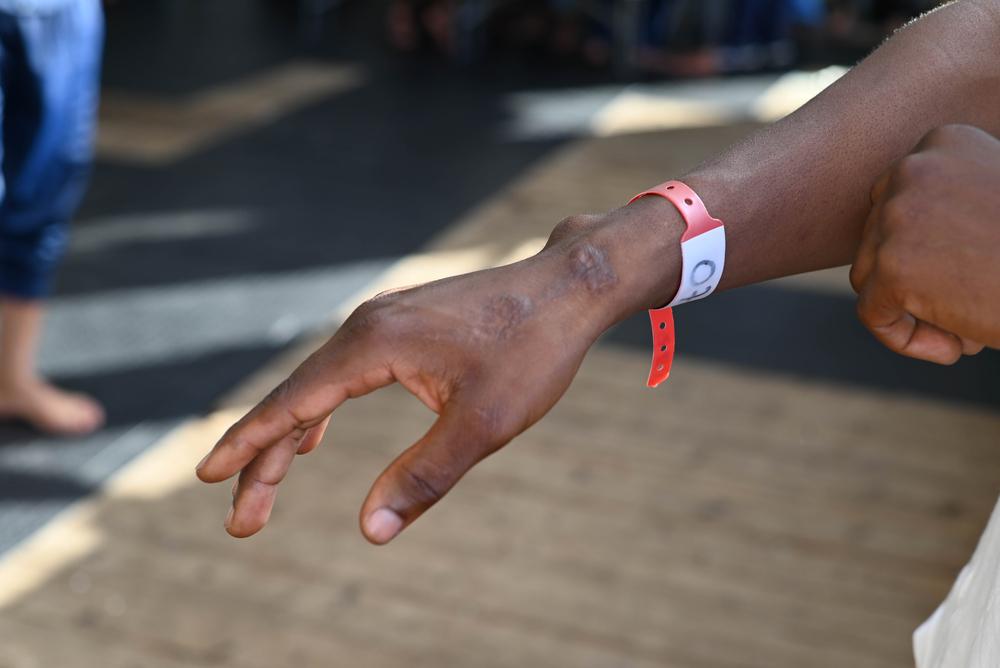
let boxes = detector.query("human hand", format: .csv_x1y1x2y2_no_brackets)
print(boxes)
196,199,684,544
850,124,1000,364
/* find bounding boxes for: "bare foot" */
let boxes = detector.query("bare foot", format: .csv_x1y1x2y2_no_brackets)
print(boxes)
0,379,105,435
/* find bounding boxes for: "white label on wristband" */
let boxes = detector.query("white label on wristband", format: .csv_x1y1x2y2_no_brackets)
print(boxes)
666,226,726,307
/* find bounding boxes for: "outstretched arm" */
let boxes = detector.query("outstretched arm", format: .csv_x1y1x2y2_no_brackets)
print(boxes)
197,0,1000,544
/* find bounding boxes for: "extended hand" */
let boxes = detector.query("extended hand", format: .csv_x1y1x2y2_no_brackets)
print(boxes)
194,207,673,544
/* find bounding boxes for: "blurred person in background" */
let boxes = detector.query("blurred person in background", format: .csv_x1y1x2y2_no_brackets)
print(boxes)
0,0,104,434
385,0,935,74
386,0,615,65
635,0,937,75
638,0,818,75
204,0,1000,663
387,0,457,54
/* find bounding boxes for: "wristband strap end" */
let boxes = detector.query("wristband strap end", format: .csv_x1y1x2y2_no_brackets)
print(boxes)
647,307,675,388
630,180,725,388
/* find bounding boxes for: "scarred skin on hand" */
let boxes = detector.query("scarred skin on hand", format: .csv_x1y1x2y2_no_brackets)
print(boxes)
195,198,686,545
197,0,1000,545
850,125,1000,363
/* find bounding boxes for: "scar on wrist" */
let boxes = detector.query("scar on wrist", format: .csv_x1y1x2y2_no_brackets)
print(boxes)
567,242,618,294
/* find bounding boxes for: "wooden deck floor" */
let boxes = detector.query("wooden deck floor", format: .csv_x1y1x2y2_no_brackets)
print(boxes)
1,127,999,668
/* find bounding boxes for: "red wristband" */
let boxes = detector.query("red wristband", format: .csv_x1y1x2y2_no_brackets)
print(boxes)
628,181,726,387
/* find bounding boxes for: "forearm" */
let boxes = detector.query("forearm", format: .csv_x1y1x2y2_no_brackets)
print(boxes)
577,0,1000,327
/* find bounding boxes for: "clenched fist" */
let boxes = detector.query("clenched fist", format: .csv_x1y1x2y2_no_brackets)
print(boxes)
850,124,1000,364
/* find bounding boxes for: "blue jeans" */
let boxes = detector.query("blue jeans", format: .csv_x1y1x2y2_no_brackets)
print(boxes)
0,0,102,299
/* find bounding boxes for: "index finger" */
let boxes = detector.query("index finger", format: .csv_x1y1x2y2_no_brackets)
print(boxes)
196,336,393,483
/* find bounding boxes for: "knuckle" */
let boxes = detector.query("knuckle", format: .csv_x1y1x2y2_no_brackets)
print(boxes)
262,376,295,410
893,154,934,185
874,244,907,285
464,401,517,449
848,263,865,293
249,472,280,489
262,377,310,430
351,298,387,326
879,196,912,232
924,123,974,146
398,460,448,506
344,297,400,340
468,403,504,439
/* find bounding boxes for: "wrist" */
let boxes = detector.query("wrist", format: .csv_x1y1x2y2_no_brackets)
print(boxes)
548,195,687,331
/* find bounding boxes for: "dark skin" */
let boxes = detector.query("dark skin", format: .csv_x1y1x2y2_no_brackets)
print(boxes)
852,124,1000,362
197,0,1000,545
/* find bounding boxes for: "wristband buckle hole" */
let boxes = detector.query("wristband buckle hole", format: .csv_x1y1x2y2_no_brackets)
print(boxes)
684,198,693,206
666,185,675,190
658,322,666,329
656,364,665,372
660,345,667,352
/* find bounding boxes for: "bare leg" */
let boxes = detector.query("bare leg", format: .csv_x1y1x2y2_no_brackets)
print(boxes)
0,298,104,435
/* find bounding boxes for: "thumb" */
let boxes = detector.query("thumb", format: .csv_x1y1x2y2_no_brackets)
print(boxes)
359,407,500,545
857,277,963,365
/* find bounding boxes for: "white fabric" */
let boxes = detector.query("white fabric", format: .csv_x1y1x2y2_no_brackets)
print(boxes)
914,494,1000,667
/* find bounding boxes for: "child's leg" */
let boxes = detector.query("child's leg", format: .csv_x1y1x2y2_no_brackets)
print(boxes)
0,0,104,435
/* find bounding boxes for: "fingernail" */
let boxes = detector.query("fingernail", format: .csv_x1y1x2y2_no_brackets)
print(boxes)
224,507,234,530
196,452,210,472
365,508,403,544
